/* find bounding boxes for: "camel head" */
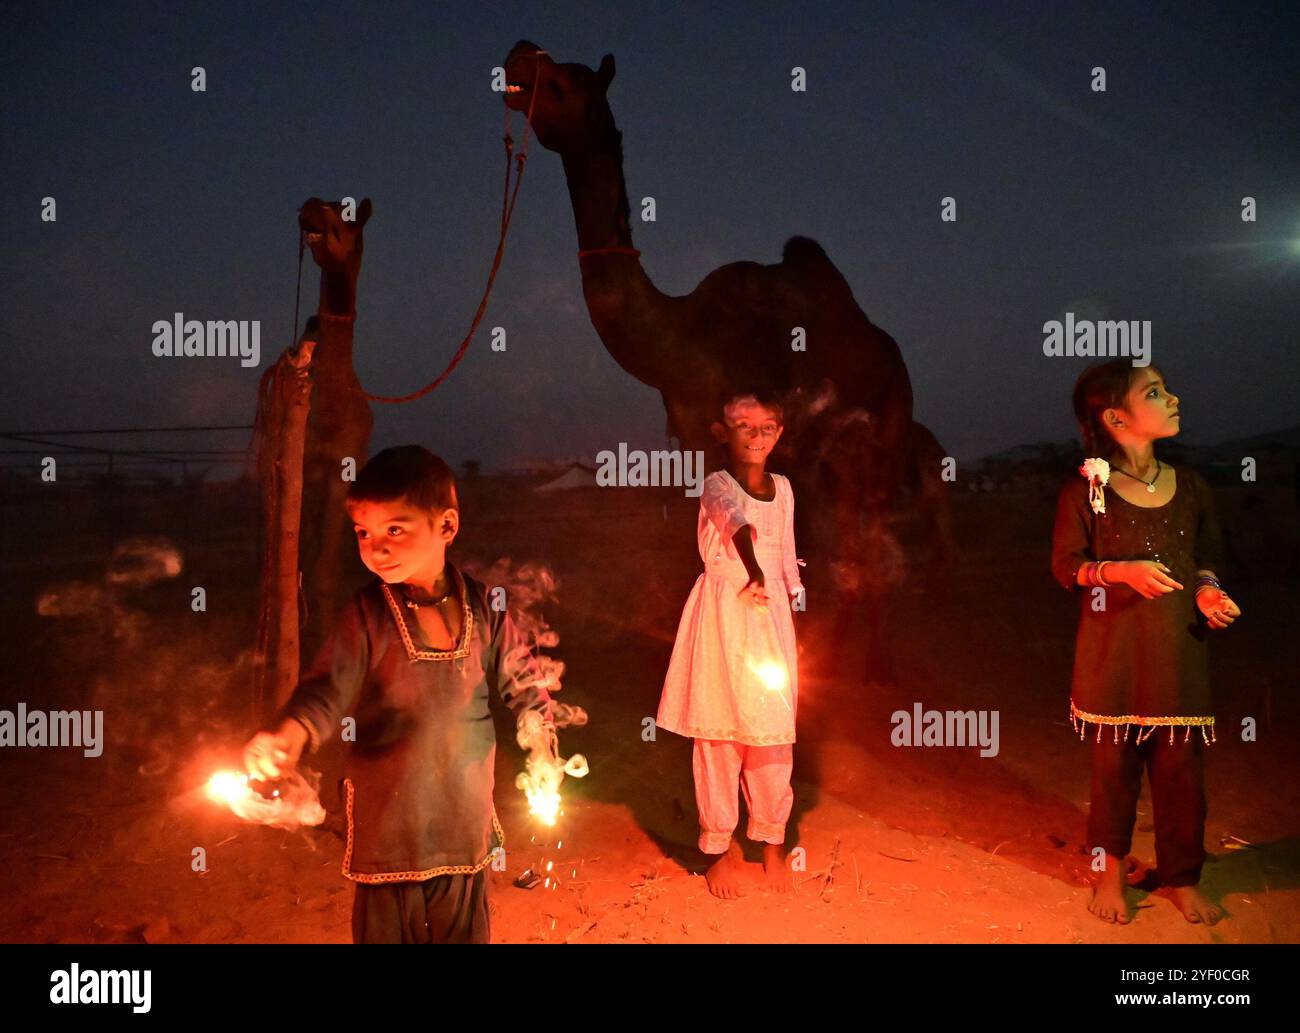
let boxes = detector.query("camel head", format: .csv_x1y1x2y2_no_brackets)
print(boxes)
502,40,617,153
298,197,373,275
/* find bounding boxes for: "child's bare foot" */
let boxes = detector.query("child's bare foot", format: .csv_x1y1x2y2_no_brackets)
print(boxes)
1088,855,1131,924
705,840,747,899
761,843,792,893
1168,884,1223,925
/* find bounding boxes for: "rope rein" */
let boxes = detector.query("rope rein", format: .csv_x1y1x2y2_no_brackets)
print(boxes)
288,53,546,405
290,233,305,352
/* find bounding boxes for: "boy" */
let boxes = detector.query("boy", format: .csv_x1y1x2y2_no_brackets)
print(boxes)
244,445,553,943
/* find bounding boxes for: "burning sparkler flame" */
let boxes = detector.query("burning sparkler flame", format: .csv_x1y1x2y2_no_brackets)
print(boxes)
752,659,788,692
745,604,792,709
207,770,250,805
516,709,587,827
205,767,325,831
515,709,588,826
747,656,792,713
521,779,562,827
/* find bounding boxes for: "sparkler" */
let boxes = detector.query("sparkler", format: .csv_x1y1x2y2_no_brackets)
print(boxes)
467,559,590,829
745,602,792,711
516,707,588,827
205,768,325,831
460,559,590,910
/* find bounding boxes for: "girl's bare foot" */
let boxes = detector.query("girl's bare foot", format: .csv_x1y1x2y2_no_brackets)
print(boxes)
1088,854,1131,924
705,840,747,899
1168,884,1223,925
761,843,792,893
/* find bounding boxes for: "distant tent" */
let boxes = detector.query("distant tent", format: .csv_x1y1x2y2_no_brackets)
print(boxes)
534,463,600,493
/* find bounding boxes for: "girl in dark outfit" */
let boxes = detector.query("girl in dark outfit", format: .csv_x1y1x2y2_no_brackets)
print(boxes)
1052,360,1242,926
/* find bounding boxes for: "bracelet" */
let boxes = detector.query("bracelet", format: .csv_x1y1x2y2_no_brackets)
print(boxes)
1194,575,1222,597
1081,561,1111,588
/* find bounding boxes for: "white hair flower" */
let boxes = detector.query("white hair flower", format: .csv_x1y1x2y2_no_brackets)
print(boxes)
1079,458,1110,515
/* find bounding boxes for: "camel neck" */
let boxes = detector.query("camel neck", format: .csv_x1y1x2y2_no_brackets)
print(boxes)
311,307,358,387
318,270,357,319
560,136,673,389
562,141,636,252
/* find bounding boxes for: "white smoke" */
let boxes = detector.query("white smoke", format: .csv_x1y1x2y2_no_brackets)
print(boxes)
461,557,588,824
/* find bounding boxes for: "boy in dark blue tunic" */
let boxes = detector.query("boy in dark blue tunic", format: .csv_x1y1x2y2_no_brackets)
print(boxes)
244,446,553,943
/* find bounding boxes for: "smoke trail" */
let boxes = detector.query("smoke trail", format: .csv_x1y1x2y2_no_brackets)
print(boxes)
461,558,588,824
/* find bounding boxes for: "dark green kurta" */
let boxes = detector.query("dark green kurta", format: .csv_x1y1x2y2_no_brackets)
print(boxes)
1051,464,1225,740
278,564,552,882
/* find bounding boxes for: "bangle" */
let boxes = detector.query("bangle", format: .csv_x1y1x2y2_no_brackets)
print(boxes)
1082,561,1110,588
1194,575,1222,597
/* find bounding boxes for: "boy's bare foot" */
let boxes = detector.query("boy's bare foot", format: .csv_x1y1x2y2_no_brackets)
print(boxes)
761,843,792,893
1088,855,1131,924
705,840,747,899
1168,884,1223,925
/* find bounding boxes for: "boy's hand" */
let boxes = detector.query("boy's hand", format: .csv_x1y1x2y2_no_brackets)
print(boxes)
739,571,768,609
244,719,308,780
1196,586,1241,629
1115,560,1183,599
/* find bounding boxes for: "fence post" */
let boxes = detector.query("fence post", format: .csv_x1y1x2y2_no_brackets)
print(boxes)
252,334,315,720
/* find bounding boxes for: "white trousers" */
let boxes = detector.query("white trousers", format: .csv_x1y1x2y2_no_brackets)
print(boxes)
692,738,793,853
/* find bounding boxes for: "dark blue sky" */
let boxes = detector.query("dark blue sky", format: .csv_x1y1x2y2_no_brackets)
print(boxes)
3,0,1297,472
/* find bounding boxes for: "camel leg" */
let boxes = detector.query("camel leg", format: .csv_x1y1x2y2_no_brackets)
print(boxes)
909,422,956,578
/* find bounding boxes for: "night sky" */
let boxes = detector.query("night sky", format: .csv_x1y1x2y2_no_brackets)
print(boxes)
3,0,1297,473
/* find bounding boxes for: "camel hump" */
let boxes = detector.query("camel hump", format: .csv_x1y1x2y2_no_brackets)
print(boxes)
781,236,830,263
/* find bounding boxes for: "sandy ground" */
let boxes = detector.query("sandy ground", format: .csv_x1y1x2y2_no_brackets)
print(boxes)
0,471,1296,944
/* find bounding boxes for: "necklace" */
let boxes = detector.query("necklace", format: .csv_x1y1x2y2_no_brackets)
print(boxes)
1111,459,1161,493
402,580,454,611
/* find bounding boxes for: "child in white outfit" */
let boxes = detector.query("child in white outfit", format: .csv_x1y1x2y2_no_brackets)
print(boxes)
657,391,803,897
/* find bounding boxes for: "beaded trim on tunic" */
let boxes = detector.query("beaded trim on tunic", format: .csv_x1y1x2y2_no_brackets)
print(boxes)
340,777,505,884
380,577,474,662
1069,700,1216,745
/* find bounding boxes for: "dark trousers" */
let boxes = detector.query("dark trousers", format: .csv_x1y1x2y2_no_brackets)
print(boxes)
351,869,490,944
1087,731,1206,887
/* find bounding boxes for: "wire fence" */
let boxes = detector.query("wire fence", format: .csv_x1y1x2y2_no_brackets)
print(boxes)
0,424,256,481
0,423,264,562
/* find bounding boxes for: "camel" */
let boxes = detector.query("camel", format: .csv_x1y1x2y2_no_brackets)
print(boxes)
295,197,374,658
502,42,951,675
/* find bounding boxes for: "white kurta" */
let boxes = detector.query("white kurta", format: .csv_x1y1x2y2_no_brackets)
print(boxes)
657,470,803,746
